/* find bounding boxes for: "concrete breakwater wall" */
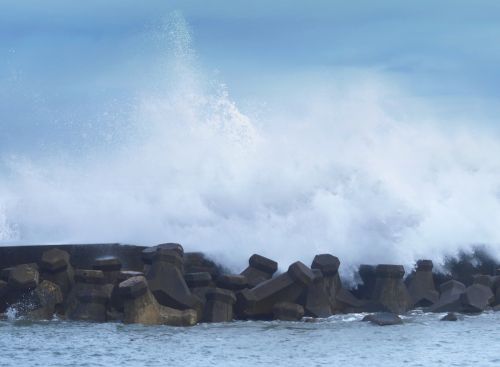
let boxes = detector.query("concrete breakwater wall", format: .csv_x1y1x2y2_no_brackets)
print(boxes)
0,243,499,326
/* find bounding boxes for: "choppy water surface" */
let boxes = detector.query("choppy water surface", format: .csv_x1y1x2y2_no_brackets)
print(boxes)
1,311,499,366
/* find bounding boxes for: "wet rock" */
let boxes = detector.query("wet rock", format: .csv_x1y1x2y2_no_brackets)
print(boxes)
8,264,39,290
241,254,278,288
429,280,466,313
203,288,236,323
460,284,494,313
372,265,412,314
236,261,314,320
120,276,197,326
407,260,439,307
441,312,458,321
301,269,332,318
146,249,201,312
217,274,248,291
362,312,402,326
93,257,122,284
273,302,304,321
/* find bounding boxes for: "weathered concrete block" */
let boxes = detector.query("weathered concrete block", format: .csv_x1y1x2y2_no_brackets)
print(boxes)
0,280,7,312
236,261,313,320
120,276,161,324
429,280,466,313
407,260,439,307
93,257,122,284
311,254,342,313
8,264,39,290
472,274,494,289
311,254,340,276
108,271,145,314
335,288,367,312
301,269,332,318
241,254,278,288
362,312,402,326
119,276,197,326
185,272,213,288
184,252,225,279
40,250,74,295
0,267,13,282
460,284,494,313
146,249,201,312
217,274,248,291
40,248,70,273
68,282,110,322
74,269,106,285
273,302,304,321
65,269,107,319
28,280,63,320
117,271,144,283
203,288,236,323
142,243,184,265
372,265,411,314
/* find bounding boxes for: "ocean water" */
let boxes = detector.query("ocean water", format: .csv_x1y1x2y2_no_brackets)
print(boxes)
1,311,499,366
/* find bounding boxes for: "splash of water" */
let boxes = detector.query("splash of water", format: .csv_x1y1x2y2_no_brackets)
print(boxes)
1,13,500,273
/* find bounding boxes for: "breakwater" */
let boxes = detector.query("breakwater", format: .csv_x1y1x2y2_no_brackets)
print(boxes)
1,243,499,325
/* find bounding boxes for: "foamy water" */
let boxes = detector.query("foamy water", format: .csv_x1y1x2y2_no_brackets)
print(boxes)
1,13,500,273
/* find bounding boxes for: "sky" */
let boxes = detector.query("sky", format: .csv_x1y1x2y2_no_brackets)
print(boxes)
1,1,500,151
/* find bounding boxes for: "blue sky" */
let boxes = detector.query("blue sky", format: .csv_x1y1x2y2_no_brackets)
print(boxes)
1,1,500,154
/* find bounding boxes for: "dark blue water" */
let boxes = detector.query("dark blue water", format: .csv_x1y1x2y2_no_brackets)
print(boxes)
1,311,499,366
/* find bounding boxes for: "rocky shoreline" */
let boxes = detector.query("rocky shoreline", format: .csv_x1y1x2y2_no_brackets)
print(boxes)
0,243,498,326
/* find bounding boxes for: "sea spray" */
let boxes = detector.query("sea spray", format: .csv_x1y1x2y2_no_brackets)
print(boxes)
1,13,500,273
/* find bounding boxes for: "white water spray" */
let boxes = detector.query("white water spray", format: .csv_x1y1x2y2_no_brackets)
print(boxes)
1,13,500,273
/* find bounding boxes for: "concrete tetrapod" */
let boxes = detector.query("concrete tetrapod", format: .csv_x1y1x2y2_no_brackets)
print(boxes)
407,260,439,307
241,254,278,288
236,261,314,320
40,248,74,296
428,280,466,313
372,265,412,314
311,254,342,313
146,249,201,314
119,276,197,326
203,288,236,323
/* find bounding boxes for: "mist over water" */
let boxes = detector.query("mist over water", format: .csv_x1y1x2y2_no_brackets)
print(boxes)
1,13,500,272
